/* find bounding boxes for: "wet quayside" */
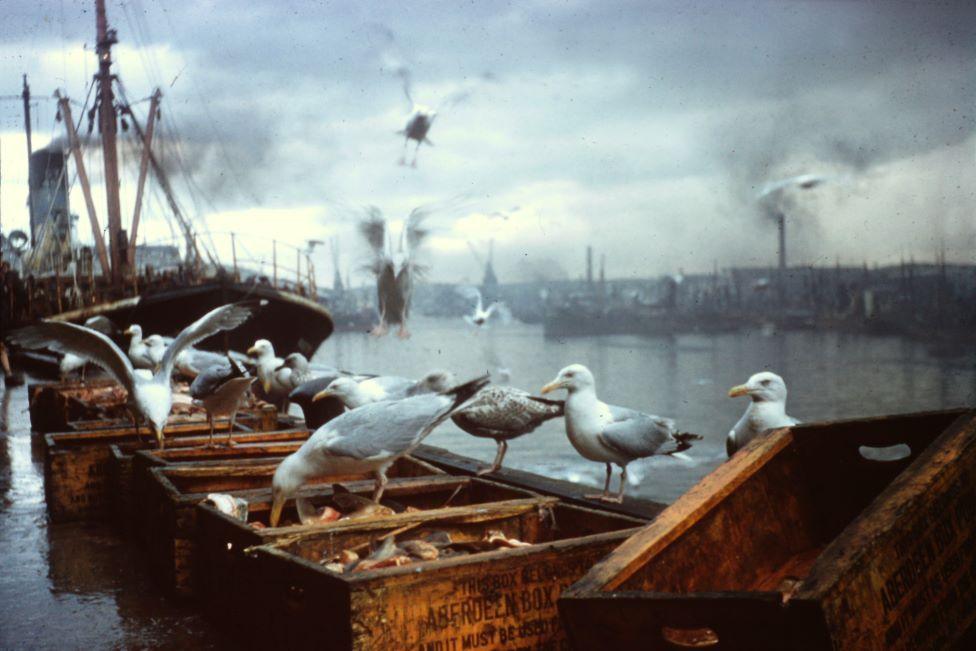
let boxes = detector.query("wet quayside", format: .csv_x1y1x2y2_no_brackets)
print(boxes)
0,377,227,649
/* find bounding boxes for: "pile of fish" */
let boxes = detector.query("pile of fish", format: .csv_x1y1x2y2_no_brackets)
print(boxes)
319,529,531,574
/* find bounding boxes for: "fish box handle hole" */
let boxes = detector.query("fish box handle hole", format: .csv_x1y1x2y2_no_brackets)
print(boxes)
661,626,719,648
858,443,911,462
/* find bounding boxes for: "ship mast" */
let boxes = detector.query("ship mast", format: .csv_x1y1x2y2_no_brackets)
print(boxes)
95,0,125,289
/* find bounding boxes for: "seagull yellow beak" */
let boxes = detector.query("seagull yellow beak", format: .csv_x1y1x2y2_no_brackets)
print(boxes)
270,495,285,528
246,345,259,356
312,389,333,403
728,384,750,398
540,380,563,395
124,326,135,336
262,380,272,393
154,425,165,450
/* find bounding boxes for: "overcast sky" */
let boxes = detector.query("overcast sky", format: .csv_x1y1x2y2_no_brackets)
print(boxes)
1,0,973,285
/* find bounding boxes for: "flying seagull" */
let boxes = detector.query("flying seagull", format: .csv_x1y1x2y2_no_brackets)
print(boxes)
727,371,799,457
189,356,256,447
459,287,508,328
541,364,699,503
359,207,429,339
270,375,489,526
452,385,564,475
10,302,261,449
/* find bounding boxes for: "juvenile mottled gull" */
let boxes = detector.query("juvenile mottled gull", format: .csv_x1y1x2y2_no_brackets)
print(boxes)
451,385,563,475
270,375,489,526
542,364,697,503
726,371,799,457
11,302,260,449
190,356,256,447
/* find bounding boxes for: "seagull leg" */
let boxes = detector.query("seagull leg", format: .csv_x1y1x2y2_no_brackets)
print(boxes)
605,466,627,504
226,409,238,447
206,412,216,448
477,440,507,476
372,468,389,503
585,463,613,500
396,324,411,339
411,142,420,168
399,138,408,166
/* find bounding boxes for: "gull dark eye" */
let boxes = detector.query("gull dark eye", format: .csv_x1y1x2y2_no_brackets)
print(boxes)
761,379,771,386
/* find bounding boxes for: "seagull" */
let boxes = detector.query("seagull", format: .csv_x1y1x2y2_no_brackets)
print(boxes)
144,335,168,373
173,347,249,379
274,353,314,395
124,324,155,370
459,287,507,328
270,375,489,525
726,371,799,457
289,373,349,430
247,339,287,402
189,356,256,447
312,371,454,410
59,315,116,380
541,364,697,503
10,302,261,449
359,207,429,339
399,104,436,168
452,385,564,475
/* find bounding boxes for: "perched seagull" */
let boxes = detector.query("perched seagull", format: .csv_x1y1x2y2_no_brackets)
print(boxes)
452,385,564,475
541,364,697,503
726,371,799,457
359,207,429,339
270,375,489,525
274,353,315,395
289,373,348,430
312,371,454,410
124,324,155,370
144,335,168,373
60,315,116,380
11,302,260,449
190,356,256,447
247,339,287,402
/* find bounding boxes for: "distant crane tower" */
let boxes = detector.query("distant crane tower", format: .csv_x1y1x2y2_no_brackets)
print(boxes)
330,237,344,293
586,246,593,284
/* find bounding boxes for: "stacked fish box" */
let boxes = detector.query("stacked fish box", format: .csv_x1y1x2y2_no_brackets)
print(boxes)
28,378,129,433
112,429,310,535
558,408,976,650
142,455,445,597
230,499,645,650
194,475,544,622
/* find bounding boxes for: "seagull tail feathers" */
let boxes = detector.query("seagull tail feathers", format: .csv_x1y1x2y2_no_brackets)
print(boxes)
662,431,703,456
443,374,491,411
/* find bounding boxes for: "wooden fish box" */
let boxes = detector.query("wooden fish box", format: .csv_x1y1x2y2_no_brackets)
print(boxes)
195,475,546,622
143,455,445,597
28,379,128,433
110,428,311,535
241,500,645,650
559,408,976,651
44,418,274,522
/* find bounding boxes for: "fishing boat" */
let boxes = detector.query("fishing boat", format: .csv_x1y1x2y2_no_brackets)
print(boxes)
2,0,332,359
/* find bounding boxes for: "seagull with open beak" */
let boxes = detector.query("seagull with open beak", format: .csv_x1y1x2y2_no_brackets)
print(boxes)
726,371,799,457
541,364,689,503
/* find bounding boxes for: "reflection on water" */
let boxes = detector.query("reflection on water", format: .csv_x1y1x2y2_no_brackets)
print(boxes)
317,317,976,503
0,380,225,649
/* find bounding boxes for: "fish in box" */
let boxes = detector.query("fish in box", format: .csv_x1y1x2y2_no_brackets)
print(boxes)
195,475,547,622
241,500,645,650
559,408,976,650
142,454,445,597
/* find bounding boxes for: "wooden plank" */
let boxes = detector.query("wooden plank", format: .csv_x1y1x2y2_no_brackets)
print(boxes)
414,443,667,521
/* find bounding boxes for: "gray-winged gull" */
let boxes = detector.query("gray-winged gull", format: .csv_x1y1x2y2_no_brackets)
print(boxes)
59,315,116,380
726,371,799,457
11,302,260,449
451,385,564,475
190,356,256,447
541,364,698,503
246,339,287,402
312,370,454,410
124,324,155,370
270,375,489,525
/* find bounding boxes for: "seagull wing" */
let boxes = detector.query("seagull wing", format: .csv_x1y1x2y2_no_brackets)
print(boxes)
190,363,233,400
358,208,387,264
159,302,260,380
598,404,677,459
315,394,452,461
10,322,136,392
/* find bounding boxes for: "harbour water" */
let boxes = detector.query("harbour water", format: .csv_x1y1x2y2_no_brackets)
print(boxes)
1,321,973,646
319,317,976,503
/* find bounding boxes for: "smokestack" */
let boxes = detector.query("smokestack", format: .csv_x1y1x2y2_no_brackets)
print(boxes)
777,212,786,307
599,254,605,284
586,246,593,284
